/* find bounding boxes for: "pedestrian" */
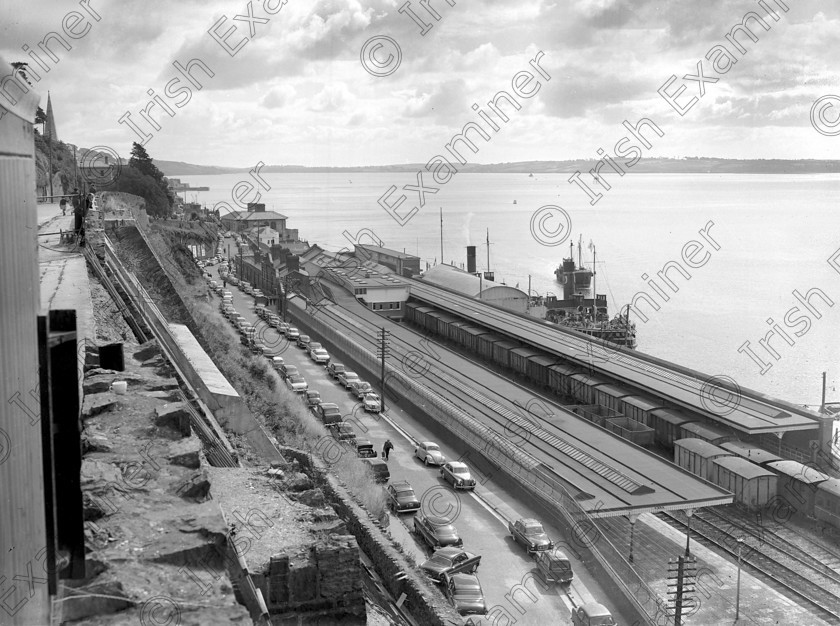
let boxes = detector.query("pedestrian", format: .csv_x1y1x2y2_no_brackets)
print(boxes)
383,439,393,461
59,196,67,215
72,188,83,235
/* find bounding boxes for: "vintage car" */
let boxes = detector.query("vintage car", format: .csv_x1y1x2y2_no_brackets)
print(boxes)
572,603,616,626
413,512,463,550
362,393,381,413
361,458,390,483
316,402,342,426
442,573,486,616
420,547,481,582
414,441,446,466
534,550,574,584
285,375,308,394
310,348,330,364
508,518,554,553
337,370,360,389
326,362,345,379
305,390,321,408
296,334,311,349
330,422,357,446
386,480,421,514
355,439,377,458
348,380,373,399
440,462,476,490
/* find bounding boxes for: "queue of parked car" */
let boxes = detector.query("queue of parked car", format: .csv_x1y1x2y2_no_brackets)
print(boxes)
202,250,613,624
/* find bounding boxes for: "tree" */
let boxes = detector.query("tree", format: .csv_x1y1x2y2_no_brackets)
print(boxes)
102,166,172,217
129,142,174,211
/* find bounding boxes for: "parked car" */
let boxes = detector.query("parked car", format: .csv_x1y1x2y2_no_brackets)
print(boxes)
316,402,342,426
285,327,300,341
250,342,265,356
268,314,281,328
278,322,290,334
337,370,360,389
413,512,463,549
305,390,321,408
386,481,421,514
330,422,357,446
440,462,477,490
348,380,373,399
362,392,381,413
255,305,266,318
271,356,284,372
420,548,481,582
361,458,390,483
327,362,345,379
279,364,299,380
534,550,574,584
508,518,554,553
307,342,322,353
415,442,446,466
285,374,308,394
572,603,616,626
310,348,330,364
442,573,486,616
356,439,377,458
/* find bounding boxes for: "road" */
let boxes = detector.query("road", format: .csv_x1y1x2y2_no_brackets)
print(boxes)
209,238,632,625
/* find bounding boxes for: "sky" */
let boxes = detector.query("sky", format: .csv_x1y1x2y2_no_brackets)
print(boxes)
1,0,838,167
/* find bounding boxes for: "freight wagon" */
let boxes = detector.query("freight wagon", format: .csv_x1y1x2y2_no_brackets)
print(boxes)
679,421,738,446
674,438,733,481
711,456,778,510
592,383,636,414
510,347,541,378
815,478,840,529
765,460,829,517
719,441,782,465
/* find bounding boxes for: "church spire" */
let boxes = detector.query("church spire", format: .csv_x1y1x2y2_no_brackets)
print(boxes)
45,91,57,141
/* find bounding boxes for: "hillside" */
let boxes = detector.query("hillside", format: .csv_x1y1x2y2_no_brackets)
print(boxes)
156,157,840,176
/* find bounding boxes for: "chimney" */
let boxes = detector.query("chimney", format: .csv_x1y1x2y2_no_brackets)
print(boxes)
466,246,476,274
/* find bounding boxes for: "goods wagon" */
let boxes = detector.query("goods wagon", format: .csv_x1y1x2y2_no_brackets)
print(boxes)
404,301,421,323
674,438,732,481
815,478,840,529
571,404,621,427
477,332,505,362
679,421,738,445
619,394,668,427
434,312,459,339
605,417,655,446
425,310,444,334
459,325,489,353
569,372,611,405
711,456,778,510
547,361,582,398
719,441,782,465
492,340,521,370
410,305,434,329
510,347,542,378
447,320,468,344
649,408,694,448
765,460,829,516
592,383,636,414
527,354,557,388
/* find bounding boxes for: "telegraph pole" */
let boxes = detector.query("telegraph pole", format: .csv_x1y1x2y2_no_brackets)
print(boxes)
376,328,391,412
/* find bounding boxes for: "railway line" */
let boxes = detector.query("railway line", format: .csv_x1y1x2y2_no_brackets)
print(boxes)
659,510,840,623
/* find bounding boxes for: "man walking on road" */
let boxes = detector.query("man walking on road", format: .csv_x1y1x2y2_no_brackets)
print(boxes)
383,439,393,461
60,196,67,215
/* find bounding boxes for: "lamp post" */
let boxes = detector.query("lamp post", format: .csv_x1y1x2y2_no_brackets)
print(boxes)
735,537,744,621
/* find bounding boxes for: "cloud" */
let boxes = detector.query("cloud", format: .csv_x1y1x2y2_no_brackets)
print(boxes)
260,84,296,108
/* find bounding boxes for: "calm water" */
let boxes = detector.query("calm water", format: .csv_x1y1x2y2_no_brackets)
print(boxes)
179,172,840,406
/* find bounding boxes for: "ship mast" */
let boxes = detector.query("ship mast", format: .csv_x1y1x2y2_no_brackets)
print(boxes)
486,228,491,273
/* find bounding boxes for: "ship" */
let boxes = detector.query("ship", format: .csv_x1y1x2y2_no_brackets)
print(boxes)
538,238,636,349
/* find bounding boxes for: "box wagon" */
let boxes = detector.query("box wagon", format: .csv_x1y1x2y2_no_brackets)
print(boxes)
719,441,782,465
492,340,520,370
476,332,505,362
605,417,655,446
435,312,459,339
650,409,694,448
510,347,541,377
547,361,581,398
425,310,444,335
815,478,840,529
679,421,737,446
766,460,829,516
527,354,557,388
619,394,667,427
569,372,611,405
712,456,777,510
461,325,490,353
674,438,732,481
592,383,636,414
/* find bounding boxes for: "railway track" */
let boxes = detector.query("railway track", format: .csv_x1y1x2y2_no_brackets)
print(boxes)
659,510,840,623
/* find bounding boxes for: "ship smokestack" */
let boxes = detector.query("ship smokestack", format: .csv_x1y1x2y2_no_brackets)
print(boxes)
466,246,476,274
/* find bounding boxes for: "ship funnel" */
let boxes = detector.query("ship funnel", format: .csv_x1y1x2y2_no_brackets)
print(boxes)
466,246,476,274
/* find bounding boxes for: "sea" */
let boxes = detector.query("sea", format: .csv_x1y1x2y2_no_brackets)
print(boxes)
177,171,840,408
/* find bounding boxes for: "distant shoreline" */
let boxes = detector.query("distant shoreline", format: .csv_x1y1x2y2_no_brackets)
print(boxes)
158,157,840,177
